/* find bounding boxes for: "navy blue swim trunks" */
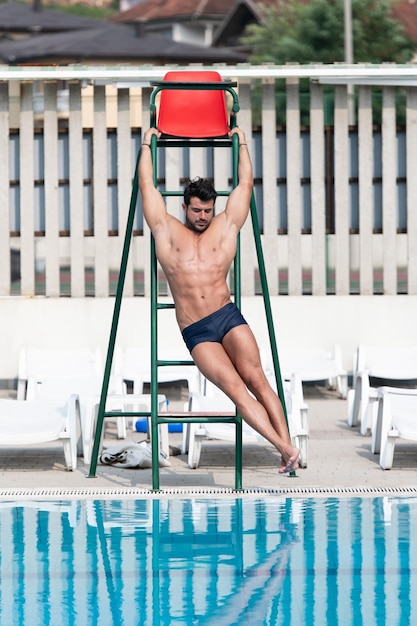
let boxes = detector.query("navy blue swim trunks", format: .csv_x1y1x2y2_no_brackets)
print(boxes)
182,302,248,353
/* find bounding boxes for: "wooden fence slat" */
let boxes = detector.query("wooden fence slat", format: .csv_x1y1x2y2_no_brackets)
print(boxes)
261,78,278,296
310,81,326,295
44,82,60,296
406,87,417,294
286,78,302,296
141,87,152,298
93,85,109,297
20,83,35,296
0,83,10,295
237,80,256,297
164,146,181,218
162,147,181,300
117,88,134,297
382,86,397,295
334,85,350,295
69,81,85,297
358,85,374,295
188,146,205,183
213,127,230,291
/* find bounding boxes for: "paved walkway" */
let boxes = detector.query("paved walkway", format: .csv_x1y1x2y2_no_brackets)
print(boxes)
0,385,416,497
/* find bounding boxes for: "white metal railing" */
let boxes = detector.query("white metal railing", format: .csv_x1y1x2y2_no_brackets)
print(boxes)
2,64,417,298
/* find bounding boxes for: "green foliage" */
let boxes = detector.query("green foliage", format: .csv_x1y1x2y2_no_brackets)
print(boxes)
244,0,416,64
41,2,115,20
244,0,414,127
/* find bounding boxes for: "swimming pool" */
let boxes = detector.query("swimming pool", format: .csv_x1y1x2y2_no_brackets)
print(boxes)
0,495,416,625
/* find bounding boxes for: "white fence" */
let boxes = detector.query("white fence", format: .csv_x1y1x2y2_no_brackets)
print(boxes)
2,64,417,299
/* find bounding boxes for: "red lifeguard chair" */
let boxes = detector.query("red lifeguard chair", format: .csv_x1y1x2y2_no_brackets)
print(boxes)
156,70,231,138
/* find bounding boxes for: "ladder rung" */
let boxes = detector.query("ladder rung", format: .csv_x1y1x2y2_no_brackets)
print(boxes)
157,359,194,366
159,191,231,199
157,411,238,424
162,411,235,417
103,411,150,418
157,302,175,310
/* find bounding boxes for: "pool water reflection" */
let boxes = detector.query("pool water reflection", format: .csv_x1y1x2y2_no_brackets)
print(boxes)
0,496,416,625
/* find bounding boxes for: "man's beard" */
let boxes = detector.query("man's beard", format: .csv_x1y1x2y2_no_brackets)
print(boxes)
186,217,209,232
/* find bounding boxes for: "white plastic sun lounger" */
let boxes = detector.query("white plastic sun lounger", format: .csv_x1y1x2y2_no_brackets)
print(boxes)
347,345,417,434
261,345,348,399
0,396,82,470
17,346,103,400
371,386,417,469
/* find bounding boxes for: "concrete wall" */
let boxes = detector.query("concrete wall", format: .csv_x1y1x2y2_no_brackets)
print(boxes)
2,295,417,380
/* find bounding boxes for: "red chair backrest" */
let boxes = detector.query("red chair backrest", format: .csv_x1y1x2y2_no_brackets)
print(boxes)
157,70,230,138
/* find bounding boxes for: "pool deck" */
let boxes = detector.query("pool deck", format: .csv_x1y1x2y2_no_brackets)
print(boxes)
0,384,416,497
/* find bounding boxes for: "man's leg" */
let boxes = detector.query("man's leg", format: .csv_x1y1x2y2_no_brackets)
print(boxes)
222,324,299,472
191,338,299,473
222,325,292,442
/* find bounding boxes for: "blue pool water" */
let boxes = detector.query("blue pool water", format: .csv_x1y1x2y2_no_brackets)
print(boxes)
0,495,416,625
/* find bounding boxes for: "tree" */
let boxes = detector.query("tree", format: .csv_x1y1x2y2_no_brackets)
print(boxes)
243,0,416,64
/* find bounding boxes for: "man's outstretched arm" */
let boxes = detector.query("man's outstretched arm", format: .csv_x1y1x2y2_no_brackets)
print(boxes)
138,128,167,234
224,128,253,231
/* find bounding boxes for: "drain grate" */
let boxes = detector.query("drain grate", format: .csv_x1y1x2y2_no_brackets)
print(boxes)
0,485,417,500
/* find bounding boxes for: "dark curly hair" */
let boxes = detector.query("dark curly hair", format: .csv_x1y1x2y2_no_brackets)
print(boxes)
183,177,217,207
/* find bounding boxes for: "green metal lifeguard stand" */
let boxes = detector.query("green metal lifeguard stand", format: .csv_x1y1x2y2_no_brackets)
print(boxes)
88,71,289,490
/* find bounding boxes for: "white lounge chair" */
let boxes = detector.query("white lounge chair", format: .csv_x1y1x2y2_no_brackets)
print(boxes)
18,344,140,461
26,375,129,463
347,345,417,434
371,387,417,469
25,375,169,463
0,396,82,470
114,345,201,396
182,375,308,469
17,346,103,400
262,345,348,399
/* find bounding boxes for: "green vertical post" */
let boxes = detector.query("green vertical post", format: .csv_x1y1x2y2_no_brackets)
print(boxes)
149,135,161,491
232,131,243,491
249,193,296,477
249,193,289,423
88,149,141,478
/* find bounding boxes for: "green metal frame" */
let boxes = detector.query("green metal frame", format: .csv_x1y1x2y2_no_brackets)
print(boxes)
88,79,291,488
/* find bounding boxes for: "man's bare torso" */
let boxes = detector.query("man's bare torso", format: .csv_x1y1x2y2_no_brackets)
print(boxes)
154,212,238,330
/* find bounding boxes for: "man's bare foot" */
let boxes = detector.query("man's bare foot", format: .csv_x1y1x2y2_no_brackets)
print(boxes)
278,448,300,474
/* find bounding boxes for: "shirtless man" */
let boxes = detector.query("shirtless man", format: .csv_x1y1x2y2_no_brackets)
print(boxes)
139,127,299,474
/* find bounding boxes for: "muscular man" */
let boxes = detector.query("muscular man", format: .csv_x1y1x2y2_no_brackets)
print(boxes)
139,127,299,474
